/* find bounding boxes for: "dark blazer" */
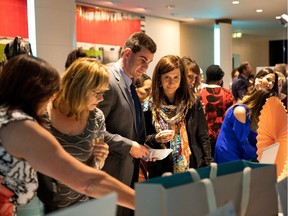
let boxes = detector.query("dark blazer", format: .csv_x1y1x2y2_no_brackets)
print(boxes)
144,97,213,178
232,74,250,100
98,63,146,187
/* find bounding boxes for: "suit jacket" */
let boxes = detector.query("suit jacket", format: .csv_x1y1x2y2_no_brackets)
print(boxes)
98,63,146,187
232,74,249,100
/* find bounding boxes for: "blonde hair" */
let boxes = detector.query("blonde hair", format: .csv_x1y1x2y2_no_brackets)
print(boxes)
53,58,109,119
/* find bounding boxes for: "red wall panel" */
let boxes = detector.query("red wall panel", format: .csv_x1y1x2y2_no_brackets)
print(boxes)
76,7,141,46
0,0,28,38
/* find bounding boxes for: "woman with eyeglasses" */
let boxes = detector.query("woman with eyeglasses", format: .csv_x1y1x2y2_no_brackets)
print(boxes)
144,55,213,178
37,57,110,213
0,55,135,216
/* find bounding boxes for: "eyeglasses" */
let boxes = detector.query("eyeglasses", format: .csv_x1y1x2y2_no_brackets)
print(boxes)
92,90,107,99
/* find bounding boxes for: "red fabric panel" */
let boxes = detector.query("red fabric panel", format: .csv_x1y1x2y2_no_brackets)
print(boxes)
76,14,141,46
0,0,28,38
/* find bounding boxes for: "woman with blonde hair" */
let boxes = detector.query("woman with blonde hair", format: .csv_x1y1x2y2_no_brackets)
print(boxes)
0,55,134,216
37,57,112,213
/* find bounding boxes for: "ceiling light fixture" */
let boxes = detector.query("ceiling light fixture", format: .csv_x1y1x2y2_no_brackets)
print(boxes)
232,1,239,5
166,5,175,10
256,9,263,13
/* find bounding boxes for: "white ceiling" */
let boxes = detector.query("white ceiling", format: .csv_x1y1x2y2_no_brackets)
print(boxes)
78,0,287,40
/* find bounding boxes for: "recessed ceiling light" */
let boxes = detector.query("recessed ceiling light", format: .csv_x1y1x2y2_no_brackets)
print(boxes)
256,9,263,13
232,1,239,5
166,5,175,10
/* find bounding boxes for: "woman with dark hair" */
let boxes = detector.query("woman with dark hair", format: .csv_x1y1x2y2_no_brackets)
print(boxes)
0,55,135,216
248,67,278,94
181,56,202,92
214,88,277,163
65,47,88,69
134,73,152,105
144,55,213,178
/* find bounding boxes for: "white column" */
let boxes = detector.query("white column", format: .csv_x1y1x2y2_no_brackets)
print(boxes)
214,20,232,88
27,0,76,73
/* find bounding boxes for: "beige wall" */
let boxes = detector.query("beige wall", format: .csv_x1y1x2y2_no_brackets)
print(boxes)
144,16,180,78
31,0,76,73
179,23,214,75
178,22,270,85
232,35,269,73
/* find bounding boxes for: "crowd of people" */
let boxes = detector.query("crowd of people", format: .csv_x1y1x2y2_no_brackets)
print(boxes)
0,32,287,216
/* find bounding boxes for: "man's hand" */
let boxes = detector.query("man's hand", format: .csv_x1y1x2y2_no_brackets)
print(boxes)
129,141,150,159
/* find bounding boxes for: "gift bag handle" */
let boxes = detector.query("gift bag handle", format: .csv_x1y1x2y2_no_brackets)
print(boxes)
209,162,218,179
240,167,251,216
188,162,218,181
190,164,251,215
201,178,217,213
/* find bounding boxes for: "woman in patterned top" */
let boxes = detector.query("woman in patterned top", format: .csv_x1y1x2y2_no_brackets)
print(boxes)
144,55,212,178
0,55,135,216
37,57,111,213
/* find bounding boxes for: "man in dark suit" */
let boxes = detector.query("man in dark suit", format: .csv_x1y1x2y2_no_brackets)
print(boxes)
98,32,157,216
232,62,253,100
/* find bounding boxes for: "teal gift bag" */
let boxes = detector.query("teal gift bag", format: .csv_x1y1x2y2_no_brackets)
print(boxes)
135,160,278,216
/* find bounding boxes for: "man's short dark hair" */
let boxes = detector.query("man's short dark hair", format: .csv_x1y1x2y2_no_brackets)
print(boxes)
121,31,157,56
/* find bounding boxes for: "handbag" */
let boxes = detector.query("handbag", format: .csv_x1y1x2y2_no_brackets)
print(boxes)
135,160,278,216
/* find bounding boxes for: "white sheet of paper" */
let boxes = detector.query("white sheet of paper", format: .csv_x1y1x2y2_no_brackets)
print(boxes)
149,148,173,160
47,192,117,216
259,142,280,164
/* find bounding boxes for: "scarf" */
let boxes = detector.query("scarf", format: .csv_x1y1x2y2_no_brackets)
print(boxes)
151,100,191,173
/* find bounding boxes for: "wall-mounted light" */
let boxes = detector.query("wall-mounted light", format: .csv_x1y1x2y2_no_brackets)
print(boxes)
232,32,242,38
276,14,288,27
232,1,239,5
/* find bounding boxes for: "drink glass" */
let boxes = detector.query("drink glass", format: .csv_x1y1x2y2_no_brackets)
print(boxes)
93,130,105,169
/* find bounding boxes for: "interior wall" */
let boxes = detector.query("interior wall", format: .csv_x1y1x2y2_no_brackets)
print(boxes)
33,0,76,73
232,35,269,74
180,23,270,84
144,16,180,77
179,23,214,76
